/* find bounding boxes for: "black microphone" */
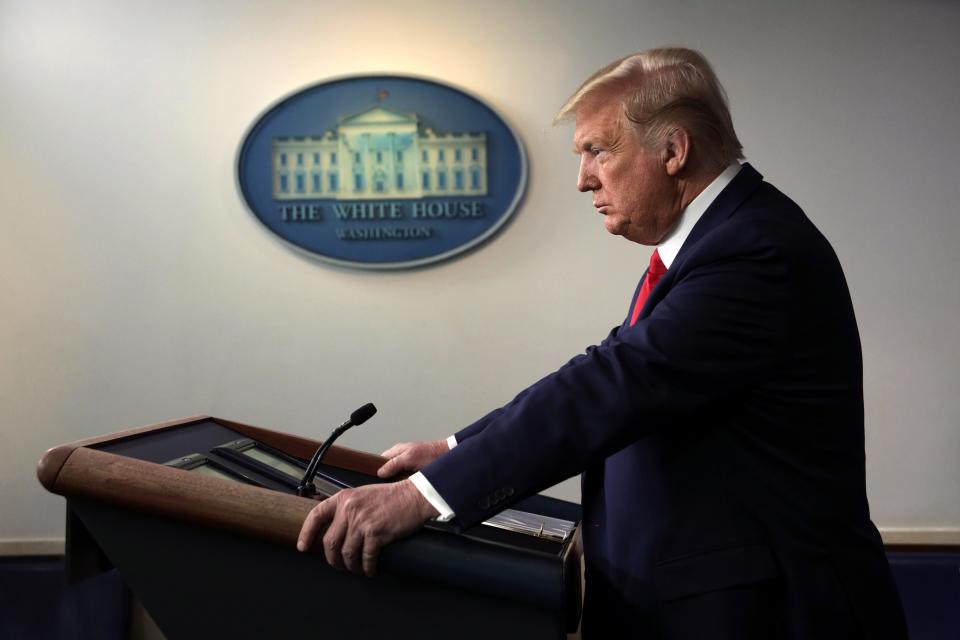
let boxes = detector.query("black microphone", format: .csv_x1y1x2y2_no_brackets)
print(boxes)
297,403,377,497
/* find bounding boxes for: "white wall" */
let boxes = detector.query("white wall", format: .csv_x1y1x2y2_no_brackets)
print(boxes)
1,0,958,543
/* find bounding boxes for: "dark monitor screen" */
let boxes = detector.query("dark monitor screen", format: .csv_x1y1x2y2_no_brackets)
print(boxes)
191,462,242,483
240,446,304,480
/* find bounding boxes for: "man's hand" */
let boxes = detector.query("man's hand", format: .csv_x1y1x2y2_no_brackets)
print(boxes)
377,439,448,478
297,479,438,577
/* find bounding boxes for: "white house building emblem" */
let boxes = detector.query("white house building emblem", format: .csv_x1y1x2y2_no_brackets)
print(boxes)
273,103,487,201
237,76,526,269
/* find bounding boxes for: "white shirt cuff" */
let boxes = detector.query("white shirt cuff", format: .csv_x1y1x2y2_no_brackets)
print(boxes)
446,435,458,450
410,471,456,522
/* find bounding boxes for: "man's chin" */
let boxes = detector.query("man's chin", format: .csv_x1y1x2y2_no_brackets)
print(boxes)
604,218,627,236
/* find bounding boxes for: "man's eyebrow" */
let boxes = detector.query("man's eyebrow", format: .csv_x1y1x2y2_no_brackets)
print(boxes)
572,138,593,154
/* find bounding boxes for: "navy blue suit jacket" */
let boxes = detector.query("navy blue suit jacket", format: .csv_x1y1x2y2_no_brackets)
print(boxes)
421,165,907,638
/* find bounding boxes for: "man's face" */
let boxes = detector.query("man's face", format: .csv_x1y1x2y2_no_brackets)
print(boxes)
573,97,681,245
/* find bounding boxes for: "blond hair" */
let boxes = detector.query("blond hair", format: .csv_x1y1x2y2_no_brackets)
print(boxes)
556,47,743,170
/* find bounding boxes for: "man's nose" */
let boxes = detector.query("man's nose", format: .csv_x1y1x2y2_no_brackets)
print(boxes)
577,159,597,192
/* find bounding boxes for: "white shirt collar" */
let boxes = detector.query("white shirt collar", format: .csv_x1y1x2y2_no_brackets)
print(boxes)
657,163,742,269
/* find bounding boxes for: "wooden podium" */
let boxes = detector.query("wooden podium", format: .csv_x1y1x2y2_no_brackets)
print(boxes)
37,416,583,639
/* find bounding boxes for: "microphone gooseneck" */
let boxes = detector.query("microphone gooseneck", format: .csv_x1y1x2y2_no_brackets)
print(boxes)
297,403,377,497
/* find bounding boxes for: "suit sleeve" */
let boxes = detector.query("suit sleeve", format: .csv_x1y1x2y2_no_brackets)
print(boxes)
422,221,791,528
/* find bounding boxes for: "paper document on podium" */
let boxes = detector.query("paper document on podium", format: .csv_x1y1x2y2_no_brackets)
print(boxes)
482,509,576,542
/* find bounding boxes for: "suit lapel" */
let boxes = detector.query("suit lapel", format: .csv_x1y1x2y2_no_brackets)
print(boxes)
623,267,650,326
628,163,765,325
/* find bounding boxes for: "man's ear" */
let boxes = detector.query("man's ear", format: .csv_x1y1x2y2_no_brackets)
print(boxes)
662,127,691,176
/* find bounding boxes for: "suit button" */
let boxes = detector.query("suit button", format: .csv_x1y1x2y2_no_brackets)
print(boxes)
504,486,514,497
478,497,491,510
494,488,505,501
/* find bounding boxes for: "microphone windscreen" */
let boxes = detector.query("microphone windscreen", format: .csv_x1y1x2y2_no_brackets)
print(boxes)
350,403,377,426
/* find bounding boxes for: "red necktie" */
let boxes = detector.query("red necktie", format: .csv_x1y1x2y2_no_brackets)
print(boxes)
629,249,667,327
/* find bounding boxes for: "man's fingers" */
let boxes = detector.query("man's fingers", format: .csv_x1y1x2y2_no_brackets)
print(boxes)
376,455,405,478
341,529,364,574
378,443,411,477
380,442,409,458
322,510,348,570
297,498,334,552
362,536,381,577
377,440,449,478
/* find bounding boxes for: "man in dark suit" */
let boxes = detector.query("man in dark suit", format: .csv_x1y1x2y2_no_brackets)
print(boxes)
298,47,907,638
